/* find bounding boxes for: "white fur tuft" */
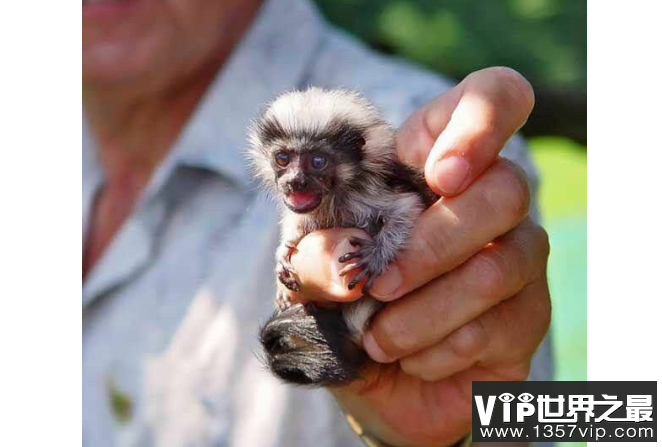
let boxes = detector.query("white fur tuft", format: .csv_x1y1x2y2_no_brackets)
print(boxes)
342,298,382,343
265,87,384,135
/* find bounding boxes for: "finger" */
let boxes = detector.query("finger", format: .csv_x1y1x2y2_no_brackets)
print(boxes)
363,219,549,363
397,67,534,196
399,276,551,382
288,227,371,303
370,158,530,300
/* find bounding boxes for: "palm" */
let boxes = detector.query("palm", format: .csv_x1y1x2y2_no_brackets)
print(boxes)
334,362,520,447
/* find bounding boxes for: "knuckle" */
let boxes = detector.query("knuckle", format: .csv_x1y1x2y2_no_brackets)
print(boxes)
535,224,551,259
470,250,510,299
523,220,551,266
486,66,535,115
418,367,443,383
534,287,552,332
507,220,550,284
447,320,488,360
399,356,423,379
414,217,456,269
400,356,442,382
371,309,414,359
517,221,551,280
489,160,530,224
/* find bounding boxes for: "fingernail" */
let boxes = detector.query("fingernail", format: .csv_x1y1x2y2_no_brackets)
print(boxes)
362,331,394,363
370,265,402,300
435,155,471,195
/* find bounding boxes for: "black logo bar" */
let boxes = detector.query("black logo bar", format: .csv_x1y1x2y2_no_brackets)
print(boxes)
472,381,656,442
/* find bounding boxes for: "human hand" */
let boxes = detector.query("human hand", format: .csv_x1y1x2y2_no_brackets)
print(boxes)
287,67,551,447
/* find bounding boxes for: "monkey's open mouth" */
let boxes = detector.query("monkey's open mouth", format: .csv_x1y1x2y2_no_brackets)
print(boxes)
284,191,322,213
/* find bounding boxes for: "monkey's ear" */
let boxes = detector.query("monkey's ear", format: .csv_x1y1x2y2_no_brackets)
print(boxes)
357,135,366,148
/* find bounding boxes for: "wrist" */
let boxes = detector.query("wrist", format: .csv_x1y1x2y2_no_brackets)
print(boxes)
345,412,472,447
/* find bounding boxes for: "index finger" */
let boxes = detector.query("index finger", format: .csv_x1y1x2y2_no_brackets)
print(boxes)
397,67,534,196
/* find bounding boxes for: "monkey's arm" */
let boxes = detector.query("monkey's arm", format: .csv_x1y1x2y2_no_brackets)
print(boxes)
275,213,305,298
339,193,425,291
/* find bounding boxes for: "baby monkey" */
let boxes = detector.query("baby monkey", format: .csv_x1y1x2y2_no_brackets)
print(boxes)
248,88,437,386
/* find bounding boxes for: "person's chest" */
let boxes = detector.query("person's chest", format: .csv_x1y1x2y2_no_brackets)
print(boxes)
82,171,294,446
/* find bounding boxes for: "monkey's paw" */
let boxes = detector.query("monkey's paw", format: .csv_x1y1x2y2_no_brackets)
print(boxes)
276,290,293,311
277,260,300,292
338,236,384,292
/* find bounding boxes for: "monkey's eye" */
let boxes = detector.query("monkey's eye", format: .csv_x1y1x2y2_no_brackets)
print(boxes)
310,155,328,170
274,152,290,167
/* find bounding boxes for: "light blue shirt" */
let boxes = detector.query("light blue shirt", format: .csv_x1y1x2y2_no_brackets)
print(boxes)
83,0,551,446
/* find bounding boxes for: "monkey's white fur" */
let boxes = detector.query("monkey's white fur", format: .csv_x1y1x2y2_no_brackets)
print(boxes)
248,87,396,196
343,298,383,343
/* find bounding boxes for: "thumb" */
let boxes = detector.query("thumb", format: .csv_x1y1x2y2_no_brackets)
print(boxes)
288,227,370,303
397,67,534,197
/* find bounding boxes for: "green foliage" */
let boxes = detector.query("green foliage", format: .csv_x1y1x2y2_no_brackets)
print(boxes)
531,136,587,219
312,0,586,94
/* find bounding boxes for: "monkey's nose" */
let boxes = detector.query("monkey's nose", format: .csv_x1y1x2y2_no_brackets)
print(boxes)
282,169,309,189
287,178,309,192
260,305,307,355
259,303,369,386
261,330,290,355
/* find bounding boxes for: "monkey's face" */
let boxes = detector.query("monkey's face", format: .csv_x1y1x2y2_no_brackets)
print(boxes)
248,95,372,212
272,148,338,214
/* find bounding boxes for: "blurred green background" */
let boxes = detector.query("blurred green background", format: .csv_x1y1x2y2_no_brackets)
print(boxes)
313,0,586,144
312,0,587,429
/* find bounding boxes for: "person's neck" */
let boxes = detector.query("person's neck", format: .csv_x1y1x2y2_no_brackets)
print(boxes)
82,0,262,186
83,58,222,187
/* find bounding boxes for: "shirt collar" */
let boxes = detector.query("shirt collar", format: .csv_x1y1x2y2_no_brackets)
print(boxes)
83,0,324,192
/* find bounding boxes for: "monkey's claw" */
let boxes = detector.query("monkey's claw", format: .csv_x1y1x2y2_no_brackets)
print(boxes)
338,251,361,263
276,239,301,291
348,236,368,248
277,261,300,292
338,237,382,292
276,290,292,311
284,241,299,255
